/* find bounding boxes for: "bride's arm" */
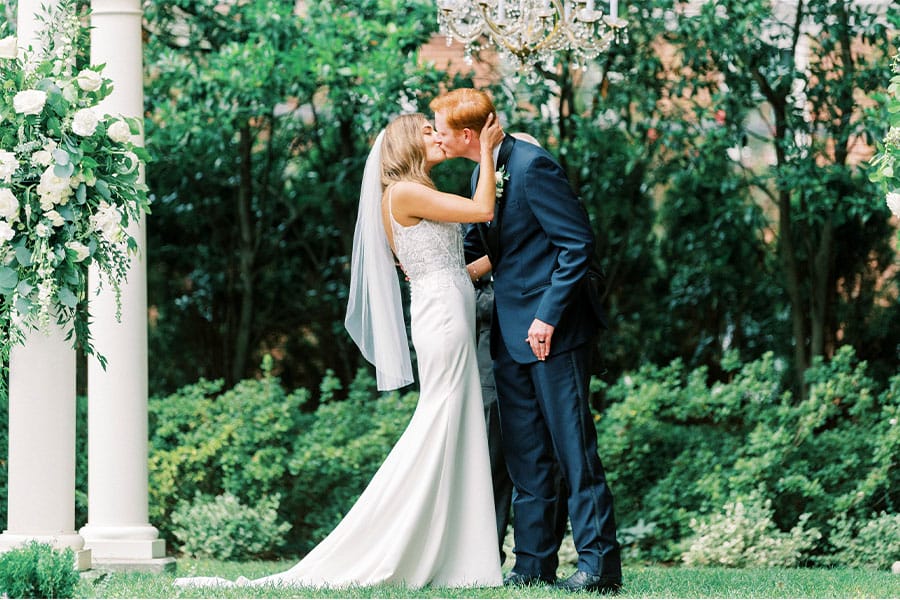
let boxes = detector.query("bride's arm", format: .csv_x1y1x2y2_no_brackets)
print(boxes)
393,114,503,224
466,255,492,281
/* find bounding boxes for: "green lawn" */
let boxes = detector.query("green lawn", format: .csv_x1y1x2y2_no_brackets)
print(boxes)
79,560,900,598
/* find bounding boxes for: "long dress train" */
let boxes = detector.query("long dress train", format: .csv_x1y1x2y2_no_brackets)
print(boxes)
174,213,501,590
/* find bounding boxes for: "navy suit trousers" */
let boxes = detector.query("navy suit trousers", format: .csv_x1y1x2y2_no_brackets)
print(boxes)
494,339,621,579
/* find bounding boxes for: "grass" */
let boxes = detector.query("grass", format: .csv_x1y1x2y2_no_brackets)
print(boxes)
76,559,900,598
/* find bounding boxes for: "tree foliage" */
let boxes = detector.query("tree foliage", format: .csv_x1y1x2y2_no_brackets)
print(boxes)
645,0,900,388
138,0,899,396
500,0,900,391
141,0,462,395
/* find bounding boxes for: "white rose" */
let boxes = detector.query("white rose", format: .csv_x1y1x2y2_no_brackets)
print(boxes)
71,107,99,136
0,188,19,221
92,201,124,242
0,36,17,59
0,220,14,243
106,119,132,144
887,191,900,219
31,149,53,167
13,89,47,115
35,222,51,238
37,166,72,208
65,240,90,262
44,209,65,227
0,150,20,181
76,69,103,92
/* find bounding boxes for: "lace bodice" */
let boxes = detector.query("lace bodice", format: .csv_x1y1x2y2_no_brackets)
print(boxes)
389,193,468,290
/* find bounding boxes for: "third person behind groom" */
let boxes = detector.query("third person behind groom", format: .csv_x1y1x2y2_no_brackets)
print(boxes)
431,88,623,595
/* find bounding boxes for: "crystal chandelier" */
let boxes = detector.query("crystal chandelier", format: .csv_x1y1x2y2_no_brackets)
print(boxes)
437,0,628,78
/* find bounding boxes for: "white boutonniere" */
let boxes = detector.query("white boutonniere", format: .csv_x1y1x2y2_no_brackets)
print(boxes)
495,166,510,197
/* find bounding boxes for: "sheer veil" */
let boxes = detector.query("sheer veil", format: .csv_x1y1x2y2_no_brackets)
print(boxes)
344,131,414,390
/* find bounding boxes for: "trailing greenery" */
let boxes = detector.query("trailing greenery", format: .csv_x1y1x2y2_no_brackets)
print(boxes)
0,0,150,383
0,541,79,599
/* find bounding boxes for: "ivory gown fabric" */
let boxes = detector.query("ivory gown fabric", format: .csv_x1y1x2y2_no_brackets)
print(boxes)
175,212,501,590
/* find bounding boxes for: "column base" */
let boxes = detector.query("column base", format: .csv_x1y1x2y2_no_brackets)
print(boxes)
0,532,92,571
79,523,173,571
83,537,166,560
90,556,176,574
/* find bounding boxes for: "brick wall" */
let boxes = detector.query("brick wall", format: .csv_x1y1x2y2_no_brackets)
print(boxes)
419,34,501,88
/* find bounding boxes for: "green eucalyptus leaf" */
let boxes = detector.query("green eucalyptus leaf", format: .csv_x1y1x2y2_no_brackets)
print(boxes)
15,295,32,315
54,160,75,178
57,285,77,308
52,148,70,166
95,178,111,200
57,204,75,220
14,244,32,267
16,280,34,296
0,266,17,293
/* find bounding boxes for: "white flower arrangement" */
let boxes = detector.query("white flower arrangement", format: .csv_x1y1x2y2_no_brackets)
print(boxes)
0,0,150,373
869,54,900,221
495,165,509,198
887,191,900,218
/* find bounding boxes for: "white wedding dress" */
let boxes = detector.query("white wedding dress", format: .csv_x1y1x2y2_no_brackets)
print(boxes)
174,211,502,590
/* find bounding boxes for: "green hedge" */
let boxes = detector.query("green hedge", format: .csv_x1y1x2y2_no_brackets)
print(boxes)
1,346,895,567
0,542,79,599
597,345,899,567
148,361,417,556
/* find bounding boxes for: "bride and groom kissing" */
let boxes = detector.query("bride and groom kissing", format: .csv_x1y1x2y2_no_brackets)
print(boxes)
174,88,622,594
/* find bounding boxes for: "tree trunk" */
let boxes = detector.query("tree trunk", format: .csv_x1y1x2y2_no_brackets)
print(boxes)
556,62,575,173
233,122,255,383
777,187,809,388
767,91,810,392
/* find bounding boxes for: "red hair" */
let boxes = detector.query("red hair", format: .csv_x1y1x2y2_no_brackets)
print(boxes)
429,88,496,133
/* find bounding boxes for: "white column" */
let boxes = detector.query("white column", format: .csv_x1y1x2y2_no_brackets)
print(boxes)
78,0,173,572
0,0,90,571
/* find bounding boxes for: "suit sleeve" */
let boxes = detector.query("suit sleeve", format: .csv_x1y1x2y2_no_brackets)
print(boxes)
464,223,486,263
464,165,487,263
524,155,594,326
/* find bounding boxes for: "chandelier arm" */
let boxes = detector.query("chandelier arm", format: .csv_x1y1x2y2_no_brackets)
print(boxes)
438,0,627,72
476,0,566,59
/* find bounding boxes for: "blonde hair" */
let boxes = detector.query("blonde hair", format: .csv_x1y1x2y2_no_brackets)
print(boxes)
381,113,435,189
429,88,496,133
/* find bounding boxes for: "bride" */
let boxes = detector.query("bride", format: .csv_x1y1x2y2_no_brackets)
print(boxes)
174,111,505,590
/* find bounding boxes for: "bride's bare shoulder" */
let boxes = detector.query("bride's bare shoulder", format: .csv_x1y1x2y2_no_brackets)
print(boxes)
386,180,434,204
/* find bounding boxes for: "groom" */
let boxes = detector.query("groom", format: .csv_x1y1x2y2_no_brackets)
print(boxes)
430,89,622,594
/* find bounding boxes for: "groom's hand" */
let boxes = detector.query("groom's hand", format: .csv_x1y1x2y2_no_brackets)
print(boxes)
526,319,554,361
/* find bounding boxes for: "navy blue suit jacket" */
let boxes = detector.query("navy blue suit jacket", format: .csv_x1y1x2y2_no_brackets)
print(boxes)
465,136,601,364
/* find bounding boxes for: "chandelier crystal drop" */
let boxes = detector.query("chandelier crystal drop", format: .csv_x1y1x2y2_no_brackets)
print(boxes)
437,0,628,79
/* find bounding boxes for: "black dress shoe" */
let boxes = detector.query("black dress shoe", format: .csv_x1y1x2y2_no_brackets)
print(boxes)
503,571,555,586
554,569,622,595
